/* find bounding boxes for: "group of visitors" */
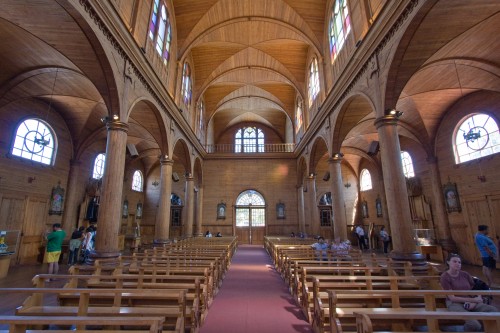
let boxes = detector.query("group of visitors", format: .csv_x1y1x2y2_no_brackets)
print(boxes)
44,223,96,277
205,230,222,238
311,236,352,260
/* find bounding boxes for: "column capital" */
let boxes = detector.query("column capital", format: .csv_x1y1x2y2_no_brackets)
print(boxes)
329,152,344,163
374,115,400,129
185,173,194,181
159,155,174,165
426,156,438,164
105,119,129,132
70,159,82,167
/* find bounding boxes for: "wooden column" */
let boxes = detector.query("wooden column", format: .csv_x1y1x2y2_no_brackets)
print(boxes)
92,119,128,260
375,115,423,261
62,160,81,235
195,187,204,236
329,155,347,240
155,156,173,243
306,175,318,236
184,174,195,237
297,185,306,234
427,156,457,255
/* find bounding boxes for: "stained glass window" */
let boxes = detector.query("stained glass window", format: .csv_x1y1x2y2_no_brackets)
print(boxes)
11,118,55,165
329,0,351,63
149,0,171,65
181,62,192,108
296,97,303,133
308,58,320,107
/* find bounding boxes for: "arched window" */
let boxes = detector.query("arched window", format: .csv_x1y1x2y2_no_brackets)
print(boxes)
296,97,303,133
329,0,351,63
235,190,266,227
132,170,143,192
235,127,264,153
92,153,106,179
360,169,372,191
454,113,500,164
149,0,172,65
11,118,56,165
401,151,415,178
181,62,192,108
197,99,204,135
308,58,320,107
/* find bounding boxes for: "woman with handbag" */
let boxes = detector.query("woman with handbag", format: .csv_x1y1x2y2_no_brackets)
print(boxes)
440,253,497,331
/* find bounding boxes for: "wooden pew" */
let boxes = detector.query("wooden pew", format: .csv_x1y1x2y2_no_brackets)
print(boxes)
4,288,186,333
322,289,500,333
355,311,500,333
33,274,205,331
0,315,165,333
308,275,440,329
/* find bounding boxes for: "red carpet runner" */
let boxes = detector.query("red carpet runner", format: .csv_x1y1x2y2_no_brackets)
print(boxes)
200,245,313,333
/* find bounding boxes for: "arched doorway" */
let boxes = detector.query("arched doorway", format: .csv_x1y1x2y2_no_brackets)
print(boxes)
235,190,266,245
170,193,183,238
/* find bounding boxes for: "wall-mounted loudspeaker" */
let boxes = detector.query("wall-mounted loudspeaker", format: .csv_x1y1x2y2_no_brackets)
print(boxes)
127,143,139,157
323,171,330,181
367,141,380,156
172,172,180,182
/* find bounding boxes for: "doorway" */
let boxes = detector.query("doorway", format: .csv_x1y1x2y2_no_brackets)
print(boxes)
235,190,266,245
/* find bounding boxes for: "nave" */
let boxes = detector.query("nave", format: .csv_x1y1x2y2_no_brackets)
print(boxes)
1,237,500,333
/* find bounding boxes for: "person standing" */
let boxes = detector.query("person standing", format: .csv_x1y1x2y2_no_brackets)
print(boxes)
355,225,368,250
440,253,497,331
68,226,84,265
474,225,498,287
45,223,66,277
379,226,390,254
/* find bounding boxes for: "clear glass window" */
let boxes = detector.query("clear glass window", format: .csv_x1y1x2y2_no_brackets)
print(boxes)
11,118,56,165
132,170,143,192
401,151,415,178
360,169,372,191
92,153,106,179
454,113,500,163
235,127,264,153
235,190,266,227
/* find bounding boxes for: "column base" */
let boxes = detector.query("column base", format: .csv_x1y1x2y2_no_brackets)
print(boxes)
86,250,121,265
389,251,426,265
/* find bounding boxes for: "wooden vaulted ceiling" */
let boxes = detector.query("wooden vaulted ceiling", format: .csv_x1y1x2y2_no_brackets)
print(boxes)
173,0,326,138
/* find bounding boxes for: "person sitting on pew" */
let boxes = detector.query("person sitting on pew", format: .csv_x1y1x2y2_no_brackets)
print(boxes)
440,253,498,332
311,237,329,261
205,230,212,238
331,237,351,260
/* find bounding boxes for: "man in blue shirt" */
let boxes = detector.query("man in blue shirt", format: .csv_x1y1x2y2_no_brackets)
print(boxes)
311,237,329,261
475,225,498,287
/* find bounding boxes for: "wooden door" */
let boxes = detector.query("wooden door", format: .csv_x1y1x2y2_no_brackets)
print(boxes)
0,194,26,264
235,207,265,245
19,196,49,264
461,196,492,265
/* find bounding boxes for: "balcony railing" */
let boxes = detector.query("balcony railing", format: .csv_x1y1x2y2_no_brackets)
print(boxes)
205,143,295,154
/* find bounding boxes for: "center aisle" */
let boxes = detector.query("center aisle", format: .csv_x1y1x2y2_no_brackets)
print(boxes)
200,245,313,333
